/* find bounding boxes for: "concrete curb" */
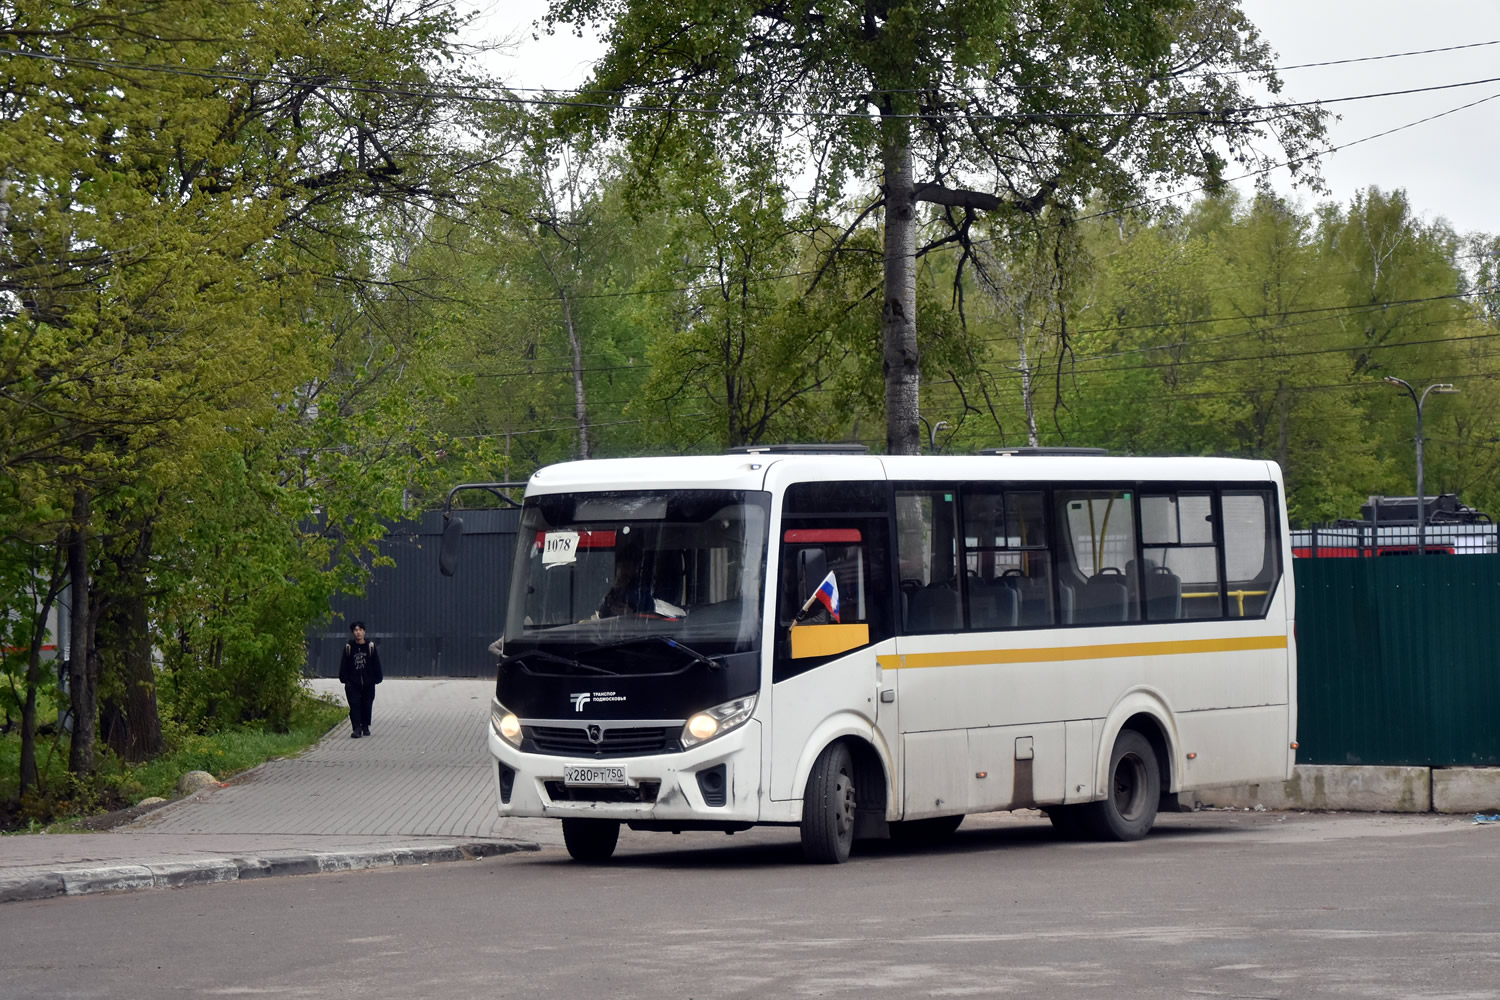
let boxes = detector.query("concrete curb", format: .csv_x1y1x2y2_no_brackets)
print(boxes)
0,839,538,905
1196,765,1500,814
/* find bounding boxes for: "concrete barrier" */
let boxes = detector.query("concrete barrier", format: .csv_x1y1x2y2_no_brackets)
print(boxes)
1193,765,1432,812
1431,767,1500,813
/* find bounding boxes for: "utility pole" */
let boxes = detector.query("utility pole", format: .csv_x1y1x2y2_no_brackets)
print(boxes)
1383,377,1459,556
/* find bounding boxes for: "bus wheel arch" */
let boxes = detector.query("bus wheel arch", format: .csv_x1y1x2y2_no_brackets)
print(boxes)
1089,703,1177,841
796,733,890,864
1098,696,1178,797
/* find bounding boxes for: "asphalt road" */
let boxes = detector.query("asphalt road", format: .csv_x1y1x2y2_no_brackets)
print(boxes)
3,809,1494,999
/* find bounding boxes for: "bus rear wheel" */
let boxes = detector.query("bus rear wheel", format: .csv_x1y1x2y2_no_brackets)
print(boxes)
561,818,620,863
800,742,856,864
1084,730,1160,841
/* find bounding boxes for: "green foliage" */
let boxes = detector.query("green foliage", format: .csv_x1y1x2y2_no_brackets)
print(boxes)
635,156,884,448
0,0,490,777
0,688,346,830
931,186,1498,523
107,693,346,805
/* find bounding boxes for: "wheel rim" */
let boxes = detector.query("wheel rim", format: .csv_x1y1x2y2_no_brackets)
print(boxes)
834,770,855,840
1112,752,1148,821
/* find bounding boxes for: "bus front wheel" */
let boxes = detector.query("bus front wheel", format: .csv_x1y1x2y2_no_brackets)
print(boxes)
561,817,620,863
800,741,856,864
1084,730,1160,841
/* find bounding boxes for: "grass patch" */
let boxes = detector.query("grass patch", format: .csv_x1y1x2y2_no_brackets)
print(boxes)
1,686,346,832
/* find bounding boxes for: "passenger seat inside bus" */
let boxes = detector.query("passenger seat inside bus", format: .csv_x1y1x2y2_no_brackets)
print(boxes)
970,581,1019,630
1144,565,1183,620
906,583,962,632
998,571,1052,627
1076,569,1130,623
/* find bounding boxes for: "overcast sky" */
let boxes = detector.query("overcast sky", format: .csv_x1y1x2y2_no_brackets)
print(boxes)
468,0,1500,236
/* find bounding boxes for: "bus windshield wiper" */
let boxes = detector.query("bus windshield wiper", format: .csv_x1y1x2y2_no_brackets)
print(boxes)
501,649,619,676
584,635,722,670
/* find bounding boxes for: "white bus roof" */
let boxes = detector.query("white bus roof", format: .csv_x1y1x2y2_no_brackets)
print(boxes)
526,453,1283,496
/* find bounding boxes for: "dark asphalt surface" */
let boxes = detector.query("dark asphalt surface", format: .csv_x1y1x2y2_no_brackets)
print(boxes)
1,809,1491,999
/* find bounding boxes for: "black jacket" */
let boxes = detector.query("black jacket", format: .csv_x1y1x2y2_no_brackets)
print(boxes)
338,639,383,685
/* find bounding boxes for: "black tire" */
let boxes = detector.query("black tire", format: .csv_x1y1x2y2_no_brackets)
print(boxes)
888,814,964,846
800,742,857,864
1083,730,1160,841
561,818,620,863
1045,804,1088,840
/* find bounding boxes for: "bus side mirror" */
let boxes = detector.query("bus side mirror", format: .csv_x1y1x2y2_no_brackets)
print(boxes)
439,516,464,577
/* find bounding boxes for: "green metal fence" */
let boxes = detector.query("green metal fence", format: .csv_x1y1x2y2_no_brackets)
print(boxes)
1295,555,1500,766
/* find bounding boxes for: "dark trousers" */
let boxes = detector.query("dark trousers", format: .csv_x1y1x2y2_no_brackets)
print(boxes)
344,681,376,730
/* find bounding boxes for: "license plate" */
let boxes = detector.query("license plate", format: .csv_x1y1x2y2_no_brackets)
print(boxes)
563,763,629,787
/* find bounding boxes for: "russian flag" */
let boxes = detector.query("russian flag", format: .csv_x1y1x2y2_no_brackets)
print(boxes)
811,571,840,622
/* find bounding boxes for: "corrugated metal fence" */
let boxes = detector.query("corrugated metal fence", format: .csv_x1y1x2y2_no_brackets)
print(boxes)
1295,555,1500,766
306,508,521,679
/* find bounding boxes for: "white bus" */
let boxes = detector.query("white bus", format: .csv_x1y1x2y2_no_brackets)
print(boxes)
476,447,1296,863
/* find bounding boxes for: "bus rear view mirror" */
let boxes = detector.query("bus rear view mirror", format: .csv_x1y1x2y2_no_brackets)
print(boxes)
439,516,464,577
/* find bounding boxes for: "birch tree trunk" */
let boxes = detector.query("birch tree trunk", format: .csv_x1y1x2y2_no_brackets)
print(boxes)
561,289,591,459
882,126,921,456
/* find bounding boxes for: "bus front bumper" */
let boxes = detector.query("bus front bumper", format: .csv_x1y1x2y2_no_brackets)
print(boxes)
488,720,763,824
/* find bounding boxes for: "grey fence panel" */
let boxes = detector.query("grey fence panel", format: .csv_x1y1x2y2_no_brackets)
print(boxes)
306,508,521,679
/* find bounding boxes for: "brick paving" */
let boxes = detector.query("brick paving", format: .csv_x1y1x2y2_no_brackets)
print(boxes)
0,678,553,903
131,679,511,838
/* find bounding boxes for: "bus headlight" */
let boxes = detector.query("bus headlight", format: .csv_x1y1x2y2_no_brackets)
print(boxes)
681,695,757,749
491,699,523,748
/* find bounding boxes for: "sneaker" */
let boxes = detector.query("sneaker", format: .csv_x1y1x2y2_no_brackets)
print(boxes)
351,728,362,739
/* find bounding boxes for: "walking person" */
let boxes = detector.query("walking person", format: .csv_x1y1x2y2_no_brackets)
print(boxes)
338,620,383,738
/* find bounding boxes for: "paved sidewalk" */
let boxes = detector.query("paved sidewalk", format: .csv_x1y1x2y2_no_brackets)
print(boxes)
0,678,552,904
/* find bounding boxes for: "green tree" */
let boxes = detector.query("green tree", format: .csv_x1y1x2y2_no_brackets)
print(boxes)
635,155,882,448
0,0,467,773
541,0,1326,454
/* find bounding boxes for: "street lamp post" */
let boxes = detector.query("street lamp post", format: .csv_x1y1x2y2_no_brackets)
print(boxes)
1383,377,1459,556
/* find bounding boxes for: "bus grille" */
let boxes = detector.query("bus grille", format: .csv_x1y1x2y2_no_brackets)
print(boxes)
525,725,679,757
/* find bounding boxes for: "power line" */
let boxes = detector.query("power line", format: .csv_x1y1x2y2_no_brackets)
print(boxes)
499,39,1500,97
471,288,1490,382
471,314,1496,423
1269,38,1500,74
5,44,1500,124
486,94,1500,308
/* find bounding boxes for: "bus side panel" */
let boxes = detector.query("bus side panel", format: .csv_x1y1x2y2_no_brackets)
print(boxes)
1173,704,1291,789
903,730,968,819
1064,719,1100,805
766,642,894,803
965,722,1066,812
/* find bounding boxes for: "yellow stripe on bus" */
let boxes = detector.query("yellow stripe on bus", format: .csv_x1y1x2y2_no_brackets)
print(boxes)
876,634,1288,671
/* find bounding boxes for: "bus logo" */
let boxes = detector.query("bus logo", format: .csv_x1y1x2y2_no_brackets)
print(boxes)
570,692,591,711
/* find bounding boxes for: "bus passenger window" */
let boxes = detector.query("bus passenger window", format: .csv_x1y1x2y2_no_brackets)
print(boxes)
961,489,1053,628
1140,493,1221,620
1056,490,1140,624
1222,490,1280,617
897,488,960,633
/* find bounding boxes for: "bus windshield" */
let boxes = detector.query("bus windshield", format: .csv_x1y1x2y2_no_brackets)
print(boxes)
503,490,770,663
